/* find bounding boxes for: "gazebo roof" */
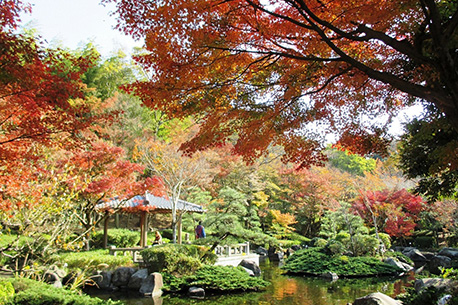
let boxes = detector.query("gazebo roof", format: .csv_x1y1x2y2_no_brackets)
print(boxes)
96,192,205,214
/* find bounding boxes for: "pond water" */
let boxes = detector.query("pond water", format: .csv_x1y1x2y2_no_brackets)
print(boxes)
89,258,414,305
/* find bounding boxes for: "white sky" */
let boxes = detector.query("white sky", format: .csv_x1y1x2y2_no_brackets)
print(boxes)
19,0,142,57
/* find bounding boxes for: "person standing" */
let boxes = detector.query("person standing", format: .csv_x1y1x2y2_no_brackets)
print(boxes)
195,221,206,239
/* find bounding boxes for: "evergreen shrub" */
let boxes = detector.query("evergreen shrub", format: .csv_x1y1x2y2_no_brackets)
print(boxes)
141,244,217,275
414,236,437,249
92,229,140,248
282,247,402,277
53,249,133,271
4,278,122,305
397,286,456,305
0,280,14,304
163,265,269,292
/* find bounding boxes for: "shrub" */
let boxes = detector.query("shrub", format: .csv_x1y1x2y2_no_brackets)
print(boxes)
51,249,133,271
92,229,140,248
141,244,216,275
163,265,269,292
282,247,402,277
335,232,350,243
414,236,437,249
349,234,379,256
312,238,328,247
325,240,346,255
277,239,303,249
0,280,14,304
4,278,122,305
377,233,392,250
397,286,455,305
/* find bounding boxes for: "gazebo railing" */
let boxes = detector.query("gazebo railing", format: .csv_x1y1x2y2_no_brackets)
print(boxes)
214,242,250,257
108,246,148,263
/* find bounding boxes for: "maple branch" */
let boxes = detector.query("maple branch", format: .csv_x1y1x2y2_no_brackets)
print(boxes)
289,1,451,108
203,45,341,63
243,0,313,31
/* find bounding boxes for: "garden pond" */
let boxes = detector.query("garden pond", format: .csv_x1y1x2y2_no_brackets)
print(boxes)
88,258,414,305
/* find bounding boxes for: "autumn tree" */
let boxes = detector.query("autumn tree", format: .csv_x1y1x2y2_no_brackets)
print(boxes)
0,3,107,222
353,189,425,239
105,0,458,166
137,133,214,243
50,140,163,249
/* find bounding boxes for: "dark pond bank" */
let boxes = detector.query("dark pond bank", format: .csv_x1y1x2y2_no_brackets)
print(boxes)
88,258,413,305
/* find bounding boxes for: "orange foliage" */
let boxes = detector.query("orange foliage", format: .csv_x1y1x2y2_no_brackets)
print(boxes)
0,2,103,211
105,0,458,166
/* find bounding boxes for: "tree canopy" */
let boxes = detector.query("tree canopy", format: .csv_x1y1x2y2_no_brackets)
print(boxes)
399,113,458,200
105,0,458,167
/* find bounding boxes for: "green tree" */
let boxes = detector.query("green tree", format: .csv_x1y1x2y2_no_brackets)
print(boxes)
327,148,377,176
399,113,458,200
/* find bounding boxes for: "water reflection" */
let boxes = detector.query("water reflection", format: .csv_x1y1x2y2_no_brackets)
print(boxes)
90,258,413,305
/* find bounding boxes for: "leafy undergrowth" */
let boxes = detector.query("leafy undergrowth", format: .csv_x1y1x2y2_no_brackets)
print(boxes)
282,247,402,277
2,278,123,305
163,265,269,293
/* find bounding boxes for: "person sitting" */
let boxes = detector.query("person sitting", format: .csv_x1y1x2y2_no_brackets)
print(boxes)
153,231,163,245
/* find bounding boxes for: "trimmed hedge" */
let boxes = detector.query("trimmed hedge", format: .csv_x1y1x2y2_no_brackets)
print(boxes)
163,265,269,292
282,247,402,277
141,244,217,275
3,278,123,305
52,249,133,271
92,229,140,248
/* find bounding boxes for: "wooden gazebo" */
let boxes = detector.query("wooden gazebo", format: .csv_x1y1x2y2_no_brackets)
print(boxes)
96,191,205,247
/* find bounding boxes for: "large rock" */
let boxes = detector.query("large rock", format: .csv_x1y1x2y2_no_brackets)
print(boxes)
320,272,338,281
438,248,458,259
112,267,136,288
414,278,456,293
128,268,149,290
256,247,268,256
188,286,205,299
239,259,261,277
139,272,163,297
383,258,414,272
44,265,66,288
429,255,452,275
352,292,402,305
402,248,428,262
93,271,112,290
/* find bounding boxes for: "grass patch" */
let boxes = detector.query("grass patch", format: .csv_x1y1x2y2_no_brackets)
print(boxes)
282,247,402,277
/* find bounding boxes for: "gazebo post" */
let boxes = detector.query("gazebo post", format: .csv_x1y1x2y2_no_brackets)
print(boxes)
103,212,109,249
139,211,149,247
